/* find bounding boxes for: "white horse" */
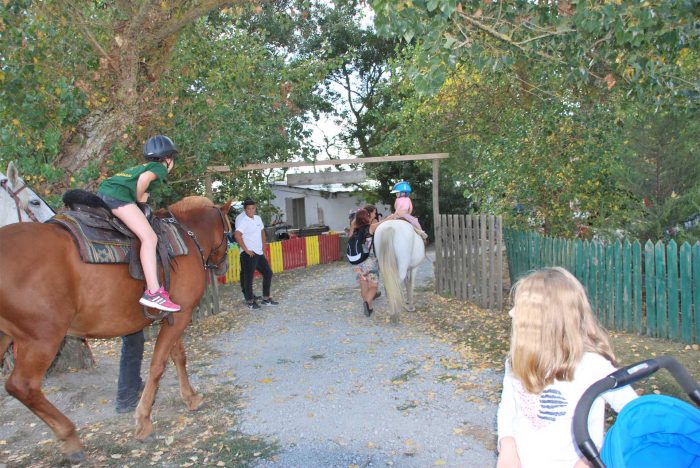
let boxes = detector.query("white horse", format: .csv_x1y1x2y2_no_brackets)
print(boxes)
374,220,426,324
1,162,56,373
0,162,55,225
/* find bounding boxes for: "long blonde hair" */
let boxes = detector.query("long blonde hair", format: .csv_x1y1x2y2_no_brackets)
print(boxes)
508,267,615,394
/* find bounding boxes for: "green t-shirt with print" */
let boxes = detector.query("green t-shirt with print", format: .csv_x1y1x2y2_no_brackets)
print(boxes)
97,162,168,202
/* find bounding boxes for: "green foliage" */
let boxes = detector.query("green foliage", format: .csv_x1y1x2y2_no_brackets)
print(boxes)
0,2,90,187
371,0,700,108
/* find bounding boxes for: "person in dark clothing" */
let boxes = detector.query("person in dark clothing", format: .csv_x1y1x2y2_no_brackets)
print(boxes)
234,199,279,310
115,330,145,413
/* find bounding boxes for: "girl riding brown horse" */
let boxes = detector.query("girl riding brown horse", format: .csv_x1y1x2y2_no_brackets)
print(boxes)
0,195,231,463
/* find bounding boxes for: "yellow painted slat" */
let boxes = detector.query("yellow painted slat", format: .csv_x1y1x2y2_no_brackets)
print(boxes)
305,236,320,266
226,245,241,283
269,241,284,273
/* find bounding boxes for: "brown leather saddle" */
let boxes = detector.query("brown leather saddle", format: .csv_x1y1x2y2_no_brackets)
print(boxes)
49,189,189,322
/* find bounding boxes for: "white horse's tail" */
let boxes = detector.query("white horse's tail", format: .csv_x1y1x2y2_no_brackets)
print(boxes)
378,226,402,321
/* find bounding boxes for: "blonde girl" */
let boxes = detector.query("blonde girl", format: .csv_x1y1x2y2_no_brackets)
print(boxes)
497,267,637,468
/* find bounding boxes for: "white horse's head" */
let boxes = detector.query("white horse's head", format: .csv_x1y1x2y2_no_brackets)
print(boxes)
0,162,55,226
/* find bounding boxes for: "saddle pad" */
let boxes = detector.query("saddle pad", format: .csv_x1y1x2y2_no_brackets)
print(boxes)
50,213,188,264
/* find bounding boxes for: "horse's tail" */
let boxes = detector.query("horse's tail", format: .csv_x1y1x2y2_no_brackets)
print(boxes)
378,226,402,319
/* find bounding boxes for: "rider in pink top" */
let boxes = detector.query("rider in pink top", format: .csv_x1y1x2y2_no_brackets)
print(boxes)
386,180,428,240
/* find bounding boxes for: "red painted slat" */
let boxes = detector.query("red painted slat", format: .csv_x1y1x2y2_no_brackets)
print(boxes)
282,237,307,270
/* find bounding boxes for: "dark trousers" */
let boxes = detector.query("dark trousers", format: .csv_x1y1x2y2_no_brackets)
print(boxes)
240,252,273,302
116,330,144,409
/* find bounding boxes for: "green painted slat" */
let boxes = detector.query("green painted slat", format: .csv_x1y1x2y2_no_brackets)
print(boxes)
598,241,607,321
588,240,598,314
623,241,632,332
575,239,583,279
582,240,590,301
693,242,700,343
632,241,642,335
614,241,623,330
666,241,679,340
655,241,667,339
568,239,576,273
644,240,656,337
606,244,615,329
680,242,693,344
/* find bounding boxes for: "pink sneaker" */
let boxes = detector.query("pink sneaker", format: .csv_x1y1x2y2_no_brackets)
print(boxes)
139,287,181,312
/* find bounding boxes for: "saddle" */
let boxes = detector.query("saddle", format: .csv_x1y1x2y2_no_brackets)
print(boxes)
49,189,189,321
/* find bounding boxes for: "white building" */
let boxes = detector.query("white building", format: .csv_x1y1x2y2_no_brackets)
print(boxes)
269,182,392,232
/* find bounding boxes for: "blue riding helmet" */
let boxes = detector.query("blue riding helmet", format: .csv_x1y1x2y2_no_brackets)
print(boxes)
390,180,412,194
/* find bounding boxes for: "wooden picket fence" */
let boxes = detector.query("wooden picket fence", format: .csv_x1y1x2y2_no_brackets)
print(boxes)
434,214,504,310
505,230,700,344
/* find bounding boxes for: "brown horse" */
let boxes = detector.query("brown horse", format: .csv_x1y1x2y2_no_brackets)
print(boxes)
0,196,232,463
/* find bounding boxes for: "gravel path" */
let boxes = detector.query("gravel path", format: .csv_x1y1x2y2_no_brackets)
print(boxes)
0,253,499,467
212,255,498,467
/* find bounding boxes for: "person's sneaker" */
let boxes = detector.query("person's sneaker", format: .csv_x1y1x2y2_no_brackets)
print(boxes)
247,301,261,310
139,287,181,312
261,298,279,306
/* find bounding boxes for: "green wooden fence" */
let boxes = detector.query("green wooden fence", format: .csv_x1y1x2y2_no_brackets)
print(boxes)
505,230,700,344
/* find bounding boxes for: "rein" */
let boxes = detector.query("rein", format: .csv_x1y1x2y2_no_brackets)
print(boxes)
0,178,40,223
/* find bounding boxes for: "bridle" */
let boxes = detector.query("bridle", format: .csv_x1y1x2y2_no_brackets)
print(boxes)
204,208,231,271
165,206,231,272
0,178,40,223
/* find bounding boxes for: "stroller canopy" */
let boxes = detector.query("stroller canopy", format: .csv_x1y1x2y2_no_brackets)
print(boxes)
601,394,700,467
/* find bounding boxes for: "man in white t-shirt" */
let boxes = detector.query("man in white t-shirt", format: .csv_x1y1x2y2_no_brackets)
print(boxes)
234,198,279,310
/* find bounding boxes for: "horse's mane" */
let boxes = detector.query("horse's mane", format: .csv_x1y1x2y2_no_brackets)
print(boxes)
168,196,214,217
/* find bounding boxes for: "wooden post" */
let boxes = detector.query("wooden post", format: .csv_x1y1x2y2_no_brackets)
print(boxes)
432,159,441,293
205,173,213,201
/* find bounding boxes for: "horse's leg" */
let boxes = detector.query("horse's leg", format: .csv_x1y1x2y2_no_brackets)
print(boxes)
134,318,190,440
404,268,416,312
5,338,84,463
0,332,11,369
169,336,203,411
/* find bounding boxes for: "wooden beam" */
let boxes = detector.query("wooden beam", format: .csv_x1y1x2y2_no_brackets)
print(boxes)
206,153,449,172
287,170,366,186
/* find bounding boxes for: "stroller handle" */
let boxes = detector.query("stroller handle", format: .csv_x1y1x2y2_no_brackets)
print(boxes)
573,356,700,468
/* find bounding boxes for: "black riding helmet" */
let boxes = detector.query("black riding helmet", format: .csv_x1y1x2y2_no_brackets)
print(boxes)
144,135,178,161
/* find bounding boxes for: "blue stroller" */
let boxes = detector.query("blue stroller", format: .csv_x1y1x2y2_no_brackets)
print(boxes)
574,356,700,468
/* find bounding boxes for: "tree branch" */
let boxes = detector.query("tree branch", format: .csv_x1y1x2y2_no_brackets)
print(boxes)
514,29,574,46
59,0,115,69
456,11,563,63
148,0,234,46
127,0,158,39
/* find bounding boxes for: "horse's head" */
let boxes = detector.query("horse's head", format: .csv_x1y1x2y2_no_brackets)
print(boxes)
169,196,233,276
0,162,55,226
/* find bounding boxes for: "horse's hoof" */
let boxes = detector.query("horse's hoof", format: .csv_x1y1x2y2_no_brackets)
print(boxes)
137,432,156,444
185,394,204,411
64,450,86,465
135,420,154,441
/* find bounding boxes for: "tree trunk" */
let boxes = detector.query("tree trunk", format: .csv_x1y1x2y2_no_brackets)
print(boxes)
57,108,137,188
1,336,94,376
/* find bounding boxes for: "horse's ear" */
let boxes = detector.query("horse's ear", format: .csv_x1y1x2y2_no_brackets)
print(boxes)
7,162,18,186
221,199,234,230
221,198,234,214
